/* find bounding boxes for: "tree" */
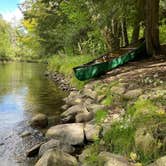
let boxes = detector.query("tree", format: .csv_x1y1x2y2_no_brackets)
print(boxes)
145,0,160,56
131,0,145,43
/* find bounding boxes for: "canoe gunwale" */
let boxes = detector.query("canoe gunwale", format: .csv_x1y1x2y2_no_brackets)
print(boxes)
73,48,135,70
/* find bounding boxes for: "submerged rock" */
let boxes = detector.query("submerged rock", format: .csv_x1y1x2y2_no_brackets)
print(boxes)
46,123,84,145
35,149,78,166
30,113,48,128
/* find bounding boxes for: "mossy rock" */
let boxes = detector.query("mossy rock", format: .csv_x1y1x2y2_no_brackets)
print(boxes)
134,128,158,155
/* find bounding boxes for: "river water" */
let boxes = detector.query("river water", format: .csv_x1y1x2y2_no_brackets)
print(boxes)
0,62,66,165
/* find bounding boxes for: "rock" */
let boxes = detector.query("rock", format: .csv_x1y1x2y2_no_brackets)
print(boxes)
135,128,157,155
84,98,94,105
97,95,106,102
75,112,94,123
26,143,44,157
111,86,126,95
84,83,95,90
83,88,97,100
102,122,112,136
69,97,83,105
61,105,88,123
65,92,83,105
20,131,31,138
30,113,48,128
61,105,88,118
46,123,84,145
35,149,78,166
123,89,143,99
61,115,75,123
39,139,75,157
84,124,100,141
148,156,166,166
99,151,130,166
87,104,105,113
78,148,92,163
61,104,69,110
0,142,4,146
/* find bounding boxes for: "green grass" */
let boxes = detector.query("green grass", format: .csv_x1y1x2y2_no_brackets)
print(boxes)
47,54,95,89
102,97,166,165
95,110,108,124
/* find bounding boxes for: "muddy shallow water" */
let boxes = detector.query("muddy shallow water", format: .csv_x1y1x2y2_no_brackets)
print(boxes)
0,62,66,165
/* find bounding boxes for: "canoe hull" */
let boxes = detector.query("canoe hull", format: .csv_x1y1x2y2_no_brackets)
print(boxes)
73,42,147,81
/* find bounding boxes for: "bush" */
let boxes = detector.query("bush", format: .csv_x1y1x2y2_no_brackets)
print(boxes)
47,55,95,89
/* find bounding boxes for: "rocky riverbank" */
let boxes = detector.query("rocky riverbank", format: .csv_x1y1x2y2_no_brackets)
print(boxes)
44,71,77,91
24,58,166,166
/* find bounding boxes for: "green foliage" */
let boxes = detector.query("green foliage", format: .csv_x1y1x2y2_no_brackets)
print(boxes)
102,98,166,165
101,95,113,106
160,25,166,43
103,120,135,155
82,143,104,166
47,54,94,89
0,18,16,59
95,110,108,124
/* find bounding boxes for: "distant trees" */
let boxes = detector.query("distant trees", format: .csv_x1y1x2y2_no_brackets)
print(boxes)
0,17,15,59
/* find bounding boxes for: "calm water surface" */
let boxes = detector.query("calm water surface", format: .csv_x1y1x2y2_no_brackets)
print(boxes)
0,62,66,165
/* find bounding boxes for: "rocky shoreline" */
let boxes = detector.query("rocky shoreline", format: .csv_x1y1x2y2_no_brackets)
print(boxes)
24,60,166,166
24,78,108,165
44,71,77,91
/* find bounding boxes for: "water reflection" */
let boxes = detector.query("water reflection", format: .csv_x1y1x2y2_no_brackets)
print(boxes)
0,62,66,165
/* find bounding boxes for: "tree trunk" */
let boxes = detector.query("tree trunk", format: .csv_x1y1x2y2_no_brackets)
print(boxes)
131,0,145,44
121,18,129,46
145,0,160,56
131,23,140,43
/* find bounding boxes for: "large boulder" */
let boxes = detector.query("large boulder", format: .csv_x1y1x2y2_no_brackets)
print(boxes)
148,156,166,166
84,124,100,141
99,152,130,166
46,123,84,145
30,113,48,128
39,139,75,157
35,149,78,166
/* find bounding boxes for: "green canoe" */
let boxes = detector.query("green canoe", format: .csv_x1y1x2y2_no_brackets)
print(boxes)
73,41,147,81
